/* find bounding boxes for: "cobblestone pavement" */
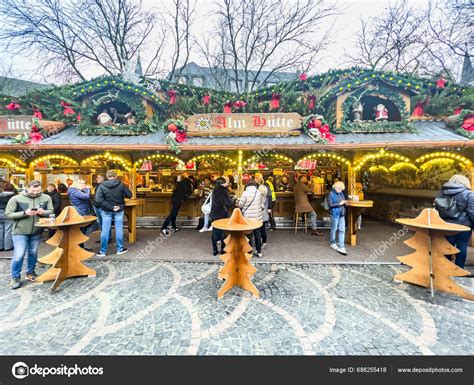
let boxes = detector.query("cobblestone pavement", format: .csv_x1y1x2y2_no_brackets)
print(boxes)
0,260,473,355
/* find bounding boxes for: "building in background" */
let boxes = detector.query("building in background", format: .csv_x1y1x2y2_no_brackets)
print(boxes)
0,76,48,97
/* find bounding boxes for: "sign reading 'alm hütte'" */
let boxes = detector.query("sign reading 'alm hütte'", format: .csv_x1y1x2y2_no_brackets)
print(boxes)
185,113,302,136
0,115,33,136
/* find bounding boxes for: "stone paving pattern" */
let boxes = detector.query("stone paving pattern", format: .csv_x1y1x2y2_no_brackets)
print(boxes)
1,260,473,355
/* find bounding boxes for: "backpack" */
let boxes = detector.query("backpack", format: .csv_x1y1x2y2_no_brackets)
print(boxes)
201,191,213,215
434,196,462,219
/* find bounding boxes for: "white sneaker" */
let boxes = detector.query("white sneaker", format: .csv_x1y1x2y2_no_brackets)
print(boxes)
199,228,207,233
207,226,213,231
330,243,339,251
337,246,348,255
262,243,267,248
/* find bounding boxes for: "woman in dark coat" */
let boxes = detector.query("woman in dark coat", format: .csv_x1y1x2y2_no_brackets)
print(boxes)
435,174,474,268
45,183,62,217
210,177,234,256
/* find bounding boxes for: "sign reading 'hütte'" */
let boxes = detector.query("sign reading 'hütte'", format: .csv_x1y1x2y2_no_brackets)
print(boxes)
0,115,33,136
185,113,302,136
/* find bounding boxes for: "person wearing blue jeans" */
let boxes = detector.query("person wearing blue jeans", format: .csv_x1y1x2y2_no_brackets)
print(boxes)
94,170,132,257
11,233,42,281
6,180,53,289
446,231,471,268
327,181,348,255
100,210,124,255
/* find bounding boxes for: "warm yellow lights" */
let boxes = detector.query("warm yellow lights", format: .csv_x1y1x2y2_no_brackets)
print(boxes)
353,150,410,171
189,154,237,166
0,158,27,172
81,152,131,171
420,158,455,170
134,154,185,168
297,152,351,166
368,165,389,173
388,162,418,172
31,155,78,167
244,153,294,165
415,152,471,166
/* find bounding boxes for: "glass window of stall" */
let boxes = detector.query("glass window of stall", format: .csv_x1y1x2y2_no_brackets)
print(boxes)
243,153,295,192
135,154,188,192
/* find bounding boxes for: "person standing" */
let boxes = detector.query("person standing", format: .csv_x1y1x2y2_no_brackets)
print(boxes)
327,181,348,255
210,177,234,256
44,183,62,238
68,179,95,251
238,180,266,258
93,174,107,230
0,183,16,251
6,180,53,289
255,173,270,247
435,174,474,268
161,173,193,235
199,177,214,232
266,176,277,230
94,170,132,257
293,175,322,236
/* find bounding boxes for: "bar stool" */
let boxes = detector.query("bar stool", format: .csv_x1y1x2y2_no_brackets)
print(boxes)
293,210,308,234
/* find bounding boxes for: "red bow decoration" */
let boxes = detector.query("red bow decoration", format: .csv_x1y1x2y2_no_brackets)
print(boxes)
299,73,307,81
308,95,316,110
76,114,81,122
319,124,330,134
461,114,474,132
436,77,446,89
27,131,43,144
223,101,233,113
167,123,178,132
233,100,246,109
32,107,43,120
6,102,21,111
167,89,177,105
453,106,463,115
31,122,40,133
60,101,75,116
270,93,281,109
411,102,425,117
202,94,211,105
175,131,187,143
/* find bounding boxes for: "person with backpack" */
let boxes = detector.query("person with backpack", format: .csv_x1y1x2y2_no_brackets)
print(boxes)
434,174,474,268
327,181,348,256
67,179,95,251
238,180,266,258
210,177,234,256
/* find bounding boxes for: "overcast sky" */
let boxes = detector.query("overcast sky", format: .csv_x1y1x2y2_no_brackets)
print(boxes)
1,0,429,84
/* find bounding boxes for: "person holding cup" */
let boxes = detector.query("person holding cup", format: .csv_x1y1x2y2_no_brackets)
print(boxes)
327,181,348,255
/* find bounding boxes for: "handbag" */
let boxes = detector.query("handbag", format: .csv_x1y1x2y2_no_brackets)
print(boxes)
201,191,213,215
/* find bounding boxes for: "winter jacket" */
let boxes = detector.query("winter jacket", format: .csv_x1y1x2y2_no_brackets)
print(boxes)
266,180,276,202
327,188,346,216
95,179,132,212
293,182,314,213
259,185,270,222
238,185,266,221
68,187,92,216
5,191,53,235
436,182,474,227
172,178,193,204
0,191,15,212
210,185,234,221
45,190,62,216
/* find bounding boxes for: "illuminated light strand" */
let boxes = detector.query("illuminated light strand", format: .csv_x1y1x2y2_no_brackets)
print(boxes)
415,152,471,165
0,158,27,172
80,152,131,171
353,150,410,171
420,158,455,170
243,153,294,165
297,152,351,166
31,155,79,167
189,154,237,166
388,162,418,172
134,154,185,167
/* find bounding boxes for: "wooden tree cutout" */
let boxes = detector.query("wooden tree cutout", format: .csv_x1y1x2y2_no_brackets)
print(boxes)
395,208,474,301
36,206,96,292
213,208,262,299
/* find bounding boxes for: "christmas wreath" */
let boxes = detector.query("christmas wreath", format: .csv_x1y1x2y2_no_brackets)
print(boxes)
302,114,336,143
161,119,187,153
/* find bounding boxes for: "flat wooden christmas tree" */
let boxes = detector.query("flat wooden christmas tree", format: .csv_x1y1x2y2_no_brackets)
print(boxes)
212,208,262,299
36,206,97,292
395,208,474,300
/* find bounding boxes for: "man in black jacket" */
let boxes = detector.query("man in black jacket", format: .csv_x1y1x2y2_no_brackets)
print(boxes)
44,183,62,239
94,170,132,257
161,173,193,235
210,177,234,255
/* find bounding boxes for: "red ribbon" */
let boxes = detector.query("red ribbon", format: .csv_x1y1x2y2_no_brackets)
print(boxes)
60,101,75,116
234,100,246,109
167,89,177,105
270,93,280,109
308,95,316,110
454,106,463,115
299,73,307,81
436,77,446,89
202,94,211,105
223,101,233,113
6,102,21,111
175,131,187,143
32,108,43,120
